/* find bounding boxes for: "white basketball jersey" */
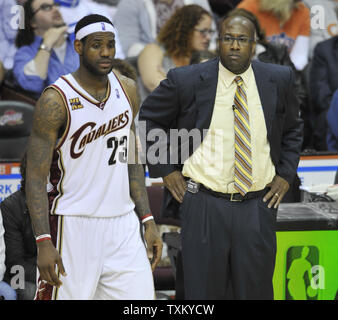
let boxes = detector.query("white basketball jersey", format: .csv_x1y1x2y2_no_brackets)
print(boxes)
47,72,135,217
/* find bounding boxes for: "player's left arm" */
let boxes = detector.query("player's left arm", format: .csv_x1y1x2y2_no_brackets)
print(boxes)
120,75,163,271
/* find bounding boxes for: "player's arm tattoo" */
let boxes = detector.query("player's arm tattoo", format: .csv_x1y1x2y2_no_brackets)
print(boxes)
121,75,150,218
26,89,66,236
128,121,151,219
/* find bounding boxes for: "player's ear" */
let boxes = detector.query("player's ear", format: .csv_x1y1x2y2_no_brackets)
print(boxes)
74,39,84,55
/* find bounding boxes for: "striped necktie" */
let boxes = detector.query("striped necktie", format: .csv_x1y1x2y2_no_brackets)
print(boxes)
233,76,252,196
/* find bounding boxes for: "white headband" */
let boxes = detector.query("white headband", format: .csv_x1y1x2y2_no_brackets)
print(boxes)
75,22,116,40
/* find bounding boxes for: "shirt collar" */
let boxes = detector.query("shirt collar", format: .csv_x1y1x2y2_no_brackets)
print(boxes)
218,61,252,89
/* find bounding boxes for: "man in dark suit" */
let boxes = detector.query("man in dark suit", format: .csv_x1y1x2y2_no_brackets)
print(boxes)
139,13,303,299
310,35,338,151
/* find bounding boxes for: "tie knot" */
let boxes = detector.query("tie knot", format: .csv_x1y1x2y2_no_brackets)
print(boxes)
234,76,243,87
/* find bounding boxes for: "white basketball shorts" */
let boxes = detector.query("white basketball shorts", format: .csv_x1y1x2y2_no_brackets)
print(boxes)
35,210,155,300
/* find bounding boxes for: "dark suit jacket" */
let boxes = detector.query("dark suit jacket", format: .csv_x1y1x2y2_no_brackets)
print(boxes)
309,36,338,150
310,36,338,113
326,89,338,151
139,58,303,218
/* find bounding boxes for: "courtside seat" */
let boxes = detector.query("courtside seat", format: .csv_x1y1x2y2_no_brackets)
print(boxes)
0,70,39,104
0,100,34,162
0,84,37,106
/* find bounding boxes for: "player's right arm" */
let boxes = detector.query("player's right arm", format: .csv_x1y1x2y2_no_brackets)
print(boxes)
26,88,67,288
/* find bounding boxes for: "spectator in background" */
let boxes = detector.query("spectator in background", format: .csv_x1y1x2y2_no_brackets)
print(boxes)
1,153,37,300
303,0,338,59
327,89,338,151
54,0,125,58
237,0,310,71
114,0,216,58
0,210,17,300
310,34,338,150
137,5,213,102
13,0,79,95
0,0,19,74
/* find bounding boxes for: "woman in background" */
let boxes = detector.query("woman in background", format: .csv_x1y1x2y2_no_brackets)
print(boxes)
137,4,214,102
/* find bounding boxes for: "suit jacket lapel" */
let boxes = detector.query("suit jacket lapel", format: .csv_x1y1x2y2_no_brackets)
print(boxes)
194,58,219,134
252,60,276,136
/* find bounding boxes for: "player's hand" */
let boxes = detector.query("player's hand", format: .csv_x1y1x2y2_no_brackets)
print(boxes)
163,171,187,203
143,219,163,272
37,240,67,288
263,175,290,209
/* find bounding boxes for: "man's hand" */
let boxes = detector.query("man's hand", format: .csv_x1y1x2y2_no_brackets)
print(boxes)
263,175,290,209
163,171,187,203
143,220,163,272
37,240,67,288
42,25,68,49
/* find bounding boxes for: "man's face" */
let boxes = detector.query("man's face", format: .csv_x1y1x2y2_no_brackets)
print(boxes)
31,0,65,31
81,32,116,76
218,16,256,74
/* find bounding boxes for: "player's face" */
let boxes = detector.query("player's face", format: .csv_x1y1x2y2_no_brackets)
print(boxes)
82,32,116,76
218,16,256,75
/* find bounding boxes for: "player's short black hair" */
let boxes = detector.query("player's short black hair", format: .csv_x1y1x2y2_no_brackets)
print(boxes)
75,14,114,36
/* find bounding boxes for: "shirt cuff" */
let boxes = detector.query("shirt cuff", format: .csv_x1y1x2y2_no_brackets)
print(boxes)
23,60,47,80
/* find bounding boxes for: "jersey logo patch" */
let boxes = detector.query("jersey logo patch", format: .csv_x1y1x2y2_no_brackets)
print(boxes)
69,97,84,110
115,88,120,99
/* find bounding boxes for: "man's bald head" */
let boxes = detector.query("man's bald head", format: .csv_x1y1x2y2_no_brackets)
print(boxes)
218,14,257,74
220,15,257,42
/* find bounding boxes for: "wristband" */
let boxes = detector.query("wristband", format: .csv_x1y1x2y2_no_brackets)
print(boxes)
141,214,154,224
36,234,51,243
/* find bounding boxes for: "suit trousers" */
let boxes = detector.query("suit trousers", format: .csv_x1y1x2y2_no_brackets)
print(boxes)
180,189,277,300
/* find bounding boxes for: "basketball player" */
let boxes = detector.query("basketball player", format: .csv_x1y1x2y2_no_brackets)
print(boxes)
25,14,163,300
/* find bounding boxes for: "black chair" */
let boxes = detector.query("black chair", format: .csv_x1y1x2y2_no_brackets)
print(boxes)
1,70,40,102
0,100,34,162
146,185,185,299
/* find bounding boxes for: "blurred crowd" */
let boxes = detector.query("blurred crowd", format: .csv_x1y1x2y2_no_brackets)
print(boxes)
1,0,338,299
1,0,338,153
